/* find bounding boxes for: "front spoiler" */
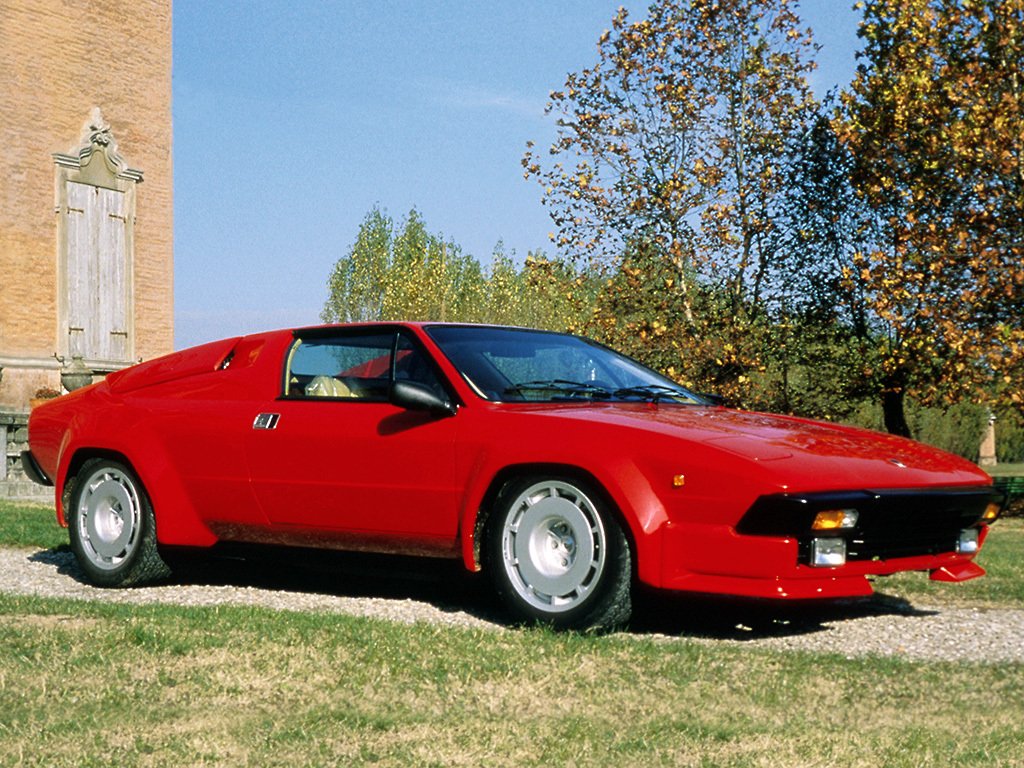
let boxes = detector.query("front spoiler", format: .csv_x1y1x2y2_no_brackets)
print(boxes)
930,561,985,582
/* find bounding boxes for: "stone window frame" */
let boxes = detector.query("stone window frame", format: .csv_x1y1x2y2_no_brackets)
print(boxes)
52,107,143,372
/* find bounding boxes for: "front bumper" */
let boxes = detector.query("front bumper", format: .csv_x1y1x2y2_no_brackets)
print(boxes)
737,486,998,565
656,485,998,599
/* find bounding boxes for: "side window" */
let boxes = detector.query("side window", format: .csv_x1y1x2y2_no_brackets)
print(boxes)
394,334,448,400
285,332,448,401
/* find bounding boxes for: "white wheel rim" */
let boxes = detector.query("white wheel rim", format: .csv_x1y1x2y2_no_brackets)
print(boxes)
500,480,607,613
76,467,142,571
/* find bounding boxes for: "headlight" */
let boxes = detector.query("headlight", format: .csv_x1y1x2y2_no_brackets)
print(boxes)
810,537,847,567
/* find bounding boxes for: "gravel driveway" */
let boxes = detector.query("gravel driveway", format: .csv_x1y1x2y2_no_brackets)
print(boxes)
3,545,1022,664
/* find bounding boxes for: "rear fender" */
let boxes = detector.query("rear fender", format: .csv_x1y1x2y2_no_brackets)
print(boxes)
58,428,217,548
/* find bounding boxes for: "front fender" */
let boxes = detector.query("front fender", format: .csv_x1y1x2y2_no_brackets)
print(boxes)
451,408,785,591
455,446,672,588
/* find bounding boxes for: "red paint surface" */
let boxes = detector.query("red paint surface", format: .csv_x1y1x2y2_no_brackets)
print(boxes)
28,323,995,599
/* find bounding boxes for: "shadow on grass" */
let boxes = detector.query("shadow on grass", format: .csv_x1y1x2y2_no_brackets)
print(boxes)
629,587,937,641
27,544,937,640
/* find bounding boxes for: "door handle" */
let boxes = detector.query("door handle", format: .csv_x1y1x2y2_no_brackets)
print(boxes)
253,413,280,430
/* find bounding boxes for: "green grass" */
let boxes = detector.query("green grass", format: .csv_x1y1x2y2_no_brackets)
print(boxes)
0,499,67,550
987,463,1024,477
0,594,1021,768
1,503,1021,766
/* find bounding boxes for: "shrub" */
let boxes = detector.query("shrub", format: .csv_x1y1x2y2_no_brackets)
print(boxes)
843,400,987,461
995,409,1024,463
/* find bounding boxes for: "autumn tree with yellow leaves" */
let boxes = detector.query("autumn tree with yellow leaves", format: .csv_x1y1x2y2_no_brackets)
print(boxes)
523,0,821,403
839,0,1024,434
524,0,1022,429
525,0,816,299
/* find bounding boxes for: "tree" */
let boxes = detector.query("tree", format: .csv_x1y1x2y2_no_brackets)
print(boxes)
384,209,484,322
322,207,485,324
322,206,393,323
838,0,1024,433
747,100,885,419
777,100,871,332
476,242,524,327
519,251,602,333
522,0,824,408
322,208,597,330
523,0,818,321
584,239,738,393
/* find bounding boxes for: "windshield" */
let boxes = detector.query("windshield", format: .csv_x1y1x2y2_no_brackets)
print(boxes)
426,325,706,405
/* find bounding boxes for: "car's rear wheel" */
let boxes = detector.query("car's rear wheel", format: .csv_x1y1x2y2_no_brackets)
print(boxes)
68,459,170,587
485,476,631,632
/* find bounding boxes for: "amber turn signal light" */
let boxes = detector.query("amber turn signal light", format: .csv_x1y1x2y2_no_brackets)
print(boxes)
811,509,859,531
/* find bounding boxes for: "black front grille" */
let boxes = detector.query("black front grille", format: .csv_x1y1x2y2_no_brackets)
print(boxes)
845,495,982,560
738,487,995,563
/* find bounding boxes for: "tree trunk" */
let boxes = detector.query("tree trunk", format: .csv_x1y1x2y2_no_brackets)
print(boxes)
882,389,912,437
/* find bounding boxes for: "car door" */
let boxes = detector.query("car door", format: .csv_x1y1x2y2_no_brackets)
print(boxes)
245,328,460,545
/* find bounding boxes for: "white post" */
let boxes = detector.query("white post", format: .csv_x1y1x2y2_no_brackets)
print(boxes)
0,423,8,481
979,410,997,467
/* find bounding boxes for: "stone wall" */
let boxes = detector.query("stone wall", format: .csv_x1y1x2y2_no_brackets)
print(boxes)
1,412,51,503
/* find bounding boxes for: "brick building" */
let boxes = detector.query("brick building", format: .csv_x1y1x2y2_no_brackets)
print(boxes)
0,0,173,495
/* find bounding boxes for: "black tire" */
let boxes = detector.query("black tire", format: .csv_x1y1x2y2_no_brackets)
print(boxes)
484,475,631,632
68,459,170,587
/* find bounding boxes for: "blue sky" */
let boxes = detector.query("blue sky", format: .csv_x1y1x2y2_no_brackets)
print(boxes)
173,1,862,348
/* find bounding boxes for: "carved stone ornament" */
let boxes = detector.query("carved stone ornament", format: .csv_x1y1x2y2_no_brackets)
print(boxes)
52,107,143,189
79,107,122,163
60,355,94,392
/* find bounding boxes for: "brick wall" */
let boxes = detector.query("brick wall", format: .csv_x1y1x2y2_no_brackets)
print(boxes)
0,0,173,409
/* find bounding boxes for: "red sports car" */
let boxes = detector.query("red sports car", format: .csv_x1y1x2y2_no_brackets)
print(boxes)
22,323,1001,630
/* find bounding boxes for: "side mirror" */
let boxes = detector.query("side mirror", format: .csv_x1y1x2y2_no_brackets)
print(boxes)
389,380,457,417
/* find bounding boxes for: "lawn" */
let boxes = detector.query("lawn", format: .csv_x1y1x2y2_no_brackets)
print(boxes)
987,463,1024,477
0,500,67,550
0,500,1022,767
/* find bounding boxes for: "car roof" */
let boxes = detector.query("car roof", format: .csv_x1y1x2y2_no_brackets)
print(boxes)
288,320,547,335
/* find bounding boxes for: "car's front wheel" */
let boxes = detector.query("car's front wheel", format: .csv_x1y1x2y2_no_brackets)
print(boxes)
68,459,170,587
485,476,631,632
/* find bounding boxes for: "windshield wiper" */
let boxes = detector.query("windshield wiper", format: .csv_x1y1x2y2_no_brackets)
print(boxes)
504,380,614,400
612,384,694,403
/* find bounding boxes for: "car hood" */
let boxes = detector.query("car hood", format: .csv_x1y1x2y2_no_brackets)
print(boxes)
511,403,991,491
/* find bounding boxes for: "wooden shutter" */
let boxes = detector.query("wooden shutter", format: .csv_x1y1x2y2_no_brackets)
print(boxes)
65,181,129,363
